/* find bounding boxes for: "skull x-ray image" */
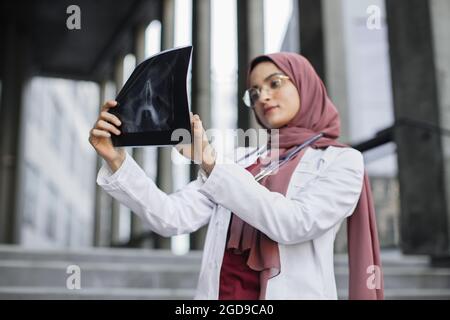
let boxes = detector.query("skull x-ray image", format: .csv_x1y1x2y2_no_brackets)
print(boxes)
110,46,193,147
119,62,175,132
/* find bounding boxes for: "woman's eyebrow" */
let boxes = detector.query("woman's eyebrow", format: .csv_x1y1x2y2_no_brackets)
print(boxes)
263,72,285,81
251,72,285,88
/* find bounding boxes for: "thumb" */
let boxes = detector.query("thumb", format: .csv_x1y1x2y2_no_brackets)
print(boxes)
193,116,204,164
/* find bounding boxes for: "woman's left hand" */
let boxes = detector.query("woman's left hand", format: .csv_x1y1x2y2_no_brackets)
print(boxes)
175,113,216,175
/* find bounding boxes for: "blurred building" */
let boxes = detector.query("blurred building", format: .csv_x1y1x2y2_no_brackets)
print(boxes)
21,78,99,248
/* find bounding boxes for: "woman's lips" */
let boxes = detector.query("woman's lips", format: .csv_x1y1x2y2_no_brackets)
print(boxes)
264,106,278,115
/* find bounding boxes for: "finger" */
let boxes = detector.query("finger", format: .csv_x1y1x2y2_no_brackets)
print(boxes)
91,128,111,138
190,112,197,125
100,111,122,127
193,118,204,164
96,119,121,135
192,114,201,125
100,100,118,112
190,114,198,133
192,116,203,137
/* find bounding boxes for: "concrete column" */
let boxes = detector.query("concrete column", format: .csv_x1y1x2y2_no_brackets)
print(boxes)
161,0,175,51
431,0,450,258
322,0,351,143
93,81,115,247
189,0,211,250
298,0,325,82
110,57,125,246
386,0,449,254
93,83,106,247
154,0,176,250
237,0,264,133
0,19,30,244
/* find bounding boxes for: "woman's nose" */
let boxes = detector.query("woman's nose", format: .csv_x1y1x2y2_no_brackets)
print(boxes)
258,87,272,103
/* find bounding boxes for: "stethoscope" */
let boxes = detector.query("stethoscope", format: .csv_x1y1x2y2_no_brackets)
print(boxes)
237,133,324,182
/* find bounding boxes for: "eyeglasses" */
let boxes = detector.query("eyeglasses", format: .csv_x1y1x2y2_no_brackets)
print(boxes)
242,74,290,108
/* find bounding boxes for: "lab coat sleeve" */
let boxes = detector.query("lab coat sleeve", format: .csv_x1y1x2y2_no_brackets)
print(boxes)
198,148,364,245
96,151,215,237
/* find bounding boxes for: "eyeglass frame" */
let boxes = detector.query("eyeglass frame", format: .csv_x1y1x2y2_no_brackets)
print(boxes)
242,73,290,108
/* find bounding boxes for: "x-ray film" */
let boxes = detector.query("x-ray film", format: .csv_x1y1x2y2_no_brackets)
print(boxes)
110,45,193,147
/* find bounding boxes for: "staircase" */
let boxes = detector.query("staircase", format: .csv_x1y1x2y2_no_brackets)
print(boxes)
0,245,201,299
0,245,449,299
335,249,450,299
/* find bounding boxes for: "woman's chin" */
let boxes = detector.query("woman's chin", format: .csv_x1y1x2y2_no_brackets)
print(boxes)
255,113,286,129
264,116,287,129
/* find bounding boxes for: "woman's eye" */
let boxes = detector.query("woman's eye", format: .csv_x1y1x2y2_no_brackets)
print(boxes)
270,79,282,89
250,90,260,101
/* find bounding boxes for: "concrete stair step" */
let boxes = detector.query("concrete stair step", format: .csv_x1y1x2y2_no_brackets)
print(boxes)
338,288,450,300
2,286,449,300
0,260,200,289
335,266,450,290
0,245,202,265
1,246,449,300
334,250,430,268
2,260,449,291
0,246,431,269
0,286,196,300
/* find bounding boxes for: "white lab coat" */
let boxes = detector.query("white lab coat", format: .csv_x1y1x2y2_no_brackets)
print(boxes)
96,145,364,299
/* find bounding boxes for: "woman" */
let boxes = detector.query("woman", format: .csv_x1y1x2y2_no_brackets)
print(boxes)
89,52,384,300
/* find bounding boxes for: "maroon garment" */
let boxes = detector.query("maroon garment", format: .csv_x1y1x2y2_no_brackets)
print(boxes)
219,162,261,300
218,216,261,300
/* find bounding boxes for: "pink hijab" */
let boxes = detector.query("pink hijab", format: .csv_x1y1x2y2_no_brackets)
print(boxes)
227,52,384,300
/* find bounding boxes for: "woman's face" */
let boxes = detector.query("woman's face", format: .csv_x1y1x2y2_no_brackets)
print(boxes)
249,61,301,129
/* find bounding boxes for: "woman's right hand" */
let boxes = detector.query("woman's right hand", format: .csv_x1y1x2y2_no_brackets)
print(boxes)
89,100,125,172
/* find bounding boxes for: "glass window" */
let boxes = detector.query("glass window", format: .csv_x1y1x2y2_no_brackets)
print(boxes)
23,162,40,226
48,97,62,152
65,204,72,247
45,182,59,240
70,128,77,173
